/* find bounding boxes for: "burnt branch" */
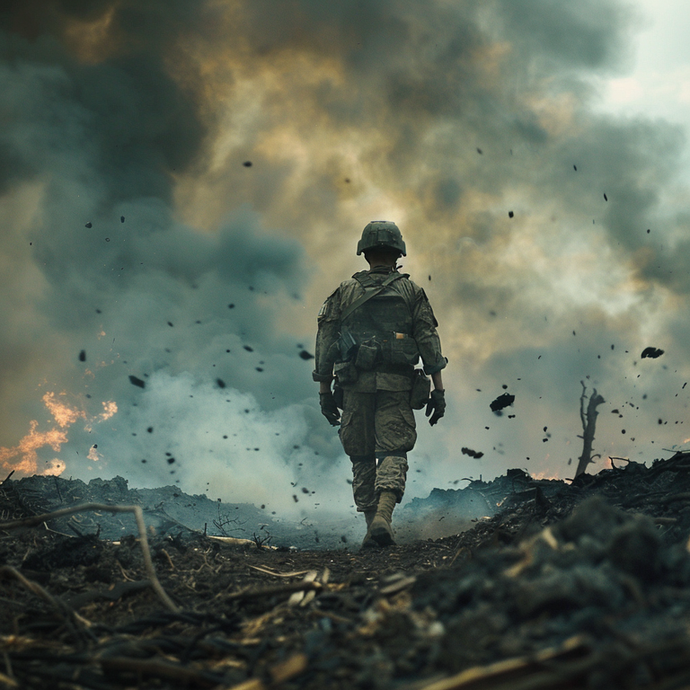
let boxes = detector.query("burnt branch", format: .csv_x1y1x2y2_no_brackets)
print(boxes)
0,503,177,612
575,382,605,478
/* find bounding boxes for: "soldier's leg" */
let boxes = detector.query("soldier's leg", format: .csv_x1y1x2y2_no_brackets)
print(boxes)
374,390,417,502
369,390,417,546
339,390,377,514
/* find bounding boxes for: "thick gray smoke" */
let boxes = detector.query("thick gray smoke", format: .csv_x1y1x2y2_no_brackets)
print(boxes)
0,2,345,516
1,0,689,514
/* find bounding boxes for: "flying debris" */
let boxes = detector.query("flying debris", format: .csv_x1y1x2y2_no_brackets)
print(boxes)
120,216,125,223
490,392,515,413
243,161,253,167
299,350,314,360
604,193,608,201
461,447,484,459
228,303,235,309
78,350,86,362
508,211,514,218
476,148,483,154
641,347,665,359
128,375,145,389
244,345,254,352
85,222,92,228
216,378,226,388
573,164,577,171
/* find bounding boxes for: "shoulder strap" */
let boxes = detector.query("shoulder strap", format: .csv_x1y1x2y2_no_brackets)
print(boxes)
340,272,405,322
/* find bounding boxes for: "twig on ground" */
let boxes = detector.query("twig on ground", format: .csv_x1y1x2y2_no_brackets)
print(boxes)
0,503,178,612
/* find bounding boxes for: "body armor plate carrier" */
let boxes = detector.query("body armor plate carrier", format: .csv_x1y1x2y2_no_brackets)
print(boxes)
339,276,420,372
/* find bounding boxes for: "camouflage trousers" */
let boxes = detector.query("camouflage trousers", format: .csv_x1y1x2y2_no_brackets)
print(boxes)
338,389,416,512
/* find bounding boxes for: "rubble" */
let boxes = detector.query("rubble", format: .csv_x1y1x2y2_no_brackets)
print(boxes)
2,451,690,689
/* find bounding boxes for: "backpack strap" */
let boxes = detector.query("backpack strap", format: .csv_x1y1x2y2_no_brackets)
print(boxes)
340,272,406,323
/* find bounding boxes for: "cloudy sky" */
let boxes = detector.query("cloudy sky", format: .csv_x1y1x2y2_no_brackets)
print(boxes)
1,0,689,517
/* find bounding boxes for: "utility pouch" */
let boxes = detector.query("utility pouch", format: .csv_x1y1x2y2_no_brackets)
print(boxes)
354,339,379,370
337,329,358,362
333,383,344,410
334,361,358,386
410,369,431,409
389,333,420,366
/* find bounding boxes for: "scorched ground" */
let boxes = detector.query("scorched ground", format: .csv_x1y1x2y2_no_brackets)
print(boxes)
3,453,690,689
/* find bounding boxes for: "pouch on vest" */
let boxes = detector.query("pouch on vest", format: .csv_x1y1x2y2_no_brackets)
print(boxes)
337,328,358,362
355,339,379,370
334,361,358,386
389,333,420,366
410,369,431,409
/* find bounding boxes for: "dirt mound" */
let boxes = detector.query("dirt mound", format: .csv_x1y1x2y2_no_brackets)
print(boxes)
2,452,690,689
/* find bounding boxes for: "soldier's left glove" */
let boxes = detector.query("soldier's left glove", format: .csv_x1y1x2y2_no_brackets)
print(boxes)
319,391,341,426
425,389,446,426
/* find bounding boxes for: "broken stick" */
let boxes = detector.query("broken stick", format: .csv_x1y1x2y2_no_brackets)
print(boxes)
0,503,178,612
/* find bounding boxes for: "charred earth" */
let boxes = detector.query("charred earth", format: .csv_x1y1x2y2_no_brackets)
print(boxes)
3,452,690,689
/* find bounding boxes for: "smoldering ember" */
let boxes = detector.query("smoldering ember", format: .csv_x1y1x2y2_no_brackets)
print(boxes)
5,450,690,689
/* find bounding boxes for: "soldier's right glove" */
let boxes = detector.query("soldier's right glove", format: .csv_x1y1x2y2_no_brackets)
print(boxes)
425,389,446,426
319,391,341,426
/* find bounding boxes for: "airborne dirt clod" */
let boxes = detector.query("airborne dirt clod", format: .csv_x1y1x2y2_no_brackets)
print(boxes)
3,452,690,689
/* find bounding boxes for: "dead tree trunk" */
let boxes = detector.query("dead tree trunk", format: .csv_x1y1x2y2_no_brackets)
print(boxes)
575,381,605,478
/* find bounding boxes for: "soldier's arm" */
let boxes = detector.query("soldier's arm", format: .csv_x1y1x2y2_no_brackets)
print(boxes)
411,288,446,379
431,370,444,391
313,287,341,392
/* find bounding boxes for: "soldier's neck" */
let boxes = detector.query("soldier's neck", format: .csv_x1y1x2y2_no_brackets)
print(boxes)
367,262,397,272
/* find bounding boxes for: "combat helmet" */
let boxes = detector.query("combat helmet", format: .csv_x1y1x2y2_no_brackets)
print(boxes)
356,220,406,256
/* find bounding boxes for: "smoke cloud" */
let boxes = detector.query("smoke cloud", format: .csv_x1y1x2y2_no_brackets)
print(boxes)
1,0,689,516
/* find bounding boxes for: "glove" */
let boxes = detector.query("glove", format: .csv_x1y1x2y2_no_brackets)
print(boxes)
319,391,341,426
425,389,446,426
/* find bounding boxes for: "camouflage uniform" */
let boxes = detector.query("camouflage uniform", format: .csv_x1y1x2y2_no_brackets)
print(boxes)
313,265,446,512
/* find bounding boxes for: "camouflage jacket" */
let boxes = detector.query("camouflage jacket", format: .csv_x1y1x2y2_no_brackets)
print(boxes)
313,266,446,392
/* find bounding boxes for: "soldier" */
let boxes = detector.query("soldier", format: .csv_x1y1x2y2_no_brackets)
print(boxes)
313,221,446,547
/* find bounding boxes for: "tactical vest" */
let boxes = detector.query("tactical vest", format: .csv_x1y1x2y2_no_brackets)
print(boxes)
340,274,420,370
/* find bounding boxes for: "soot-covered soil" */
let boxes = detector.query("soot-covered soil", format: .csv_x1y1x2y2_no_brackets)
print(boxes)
3,452,690,689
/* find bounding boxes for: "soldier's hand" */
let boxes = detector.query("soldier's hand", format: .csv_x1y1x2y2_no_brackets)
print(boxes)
319,391,341,426
425,389,446,426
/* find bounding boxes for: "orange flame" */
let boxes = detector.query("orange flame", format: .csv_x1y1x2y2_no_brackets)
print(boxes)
530,471,562,481
87,445,102,462
0,392,117,478
0,420,68,476
42,392,87,427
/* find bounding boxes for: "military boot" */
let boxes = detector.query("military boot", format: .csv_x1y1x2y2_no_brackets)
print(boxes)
369,491,397,546
361,509,378,548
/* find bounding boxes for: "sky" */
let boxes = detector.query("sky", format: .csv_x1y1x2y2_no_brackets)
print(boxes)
1,0,690,519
